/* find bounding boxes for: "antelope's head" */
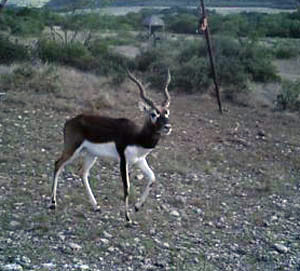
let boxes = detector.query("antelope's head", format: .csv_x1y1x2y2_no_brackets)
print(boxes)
128,69,172,135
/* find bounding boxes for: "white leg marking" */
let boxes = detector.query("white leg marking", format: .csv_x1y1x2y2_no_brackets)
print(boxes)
135,158,155,211
81,154,99,210
124,162,131,222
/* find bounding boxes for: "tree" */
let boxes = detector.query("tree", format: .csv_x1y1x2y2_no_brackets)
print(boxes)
0,0,8,14
46,0,112,11
46,0,113,46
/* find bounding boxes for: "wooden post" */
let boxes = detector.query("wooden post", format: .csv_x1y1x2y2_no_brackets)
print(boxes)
199,0,223,114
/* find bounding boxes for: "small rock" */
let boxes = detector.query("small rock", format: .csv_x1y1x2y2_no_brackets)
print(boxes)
75,264,90,270
69,242,82,251
162,242,170,249
107,246,115,252
175,195,186,205
170,210,180,217
188,173,198,181
136,174,144,181
58,233,66,241
10,221,20,228
274,243,288,254
103,231,112,239
42,263,56,269
100,238,110,245
2,264,23,271
15,256,31,267
270,215,278,222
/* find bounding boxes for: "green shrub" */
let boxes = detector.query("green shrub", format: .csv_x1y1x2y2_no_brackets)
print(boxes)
178,40,207,63
276,80,300,111
37,37,133,84
98,52,134,84
167,14,198,34
38,39,98,71
233,38,279,82
88,39,109,57
144,61,172,90
136,49,162,72
173,56,211,92
273,45,300,59
0,35,30,64
135,36,278,93
10,18,44,36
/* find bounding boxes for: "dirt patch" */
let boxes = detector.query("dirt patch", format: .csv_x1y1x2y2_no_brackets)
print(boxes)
112,45,141,59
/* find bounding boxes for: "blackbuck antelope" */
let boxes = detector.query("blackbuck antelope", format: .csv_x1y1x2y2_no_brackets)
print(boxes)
50,70,172,222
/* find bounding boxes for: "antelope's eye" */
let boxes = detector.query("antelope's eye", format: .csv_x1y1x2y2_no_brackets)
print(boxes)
151,112,158,119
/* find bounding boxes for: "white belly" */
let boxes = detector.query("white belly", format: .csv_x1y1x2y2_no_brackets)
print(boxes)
82,141,153,164
82,141,119,160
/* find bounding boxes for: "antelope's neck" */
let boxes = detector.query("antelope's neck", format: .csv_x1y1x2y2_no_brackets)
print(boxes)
138,122,161,149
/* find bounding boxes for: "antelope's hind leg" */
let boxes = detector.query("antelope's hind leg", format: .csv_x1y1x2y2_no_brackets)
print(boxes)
50,150,77,209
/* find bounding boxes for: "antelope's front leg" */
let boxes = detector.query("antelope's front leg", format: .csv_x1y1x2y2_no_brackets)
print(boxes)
80,154,100,211
119,154,131,223
135,158,155,212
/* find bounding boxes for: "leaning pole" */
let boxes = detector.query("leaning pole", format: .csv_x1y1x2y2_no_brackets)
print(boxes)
198,0,223,114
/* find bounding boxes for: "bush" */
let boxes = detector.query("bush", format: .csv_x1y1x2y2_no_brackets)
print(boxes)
273,45,300,59
2,7,46,36
178,40,207,63
167,13,198,34
244,49,278,82
98,52,134,85
276,80,300,111
37,37,133,84
1,64,61,94
136,49,162,72
38,39,98,71
135,36,278,94
174,56,211,92
10,18,44,36
236,39,278,82
0,35,30,64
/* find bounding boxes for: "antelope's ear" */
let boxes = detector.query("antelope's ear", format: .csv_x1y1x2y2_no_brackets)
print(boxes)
138,101,151,113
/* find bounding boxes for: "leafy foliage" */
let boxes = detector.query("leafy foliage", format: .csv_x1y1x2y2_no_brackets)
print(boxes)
135,36,278,94
0,35,30,64
166,13,198,34
37,37,133,83
1,8,47,36
276,80,300,111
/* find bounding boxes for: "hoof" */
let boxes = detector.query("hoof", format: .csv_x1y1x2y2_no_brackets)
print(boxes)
135,202,143,212
125,212,132,224
125,220,138,228
49,201,56,210
93,206,101,212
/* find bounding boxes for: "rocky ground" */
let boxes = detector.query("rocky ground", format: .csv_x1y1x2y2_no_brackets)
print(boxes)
0,64,300,271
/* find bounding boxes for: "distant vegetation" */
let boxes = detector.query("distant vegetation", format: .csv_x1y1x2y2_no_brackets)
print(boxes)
8,0,299,9
1,5,300,110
